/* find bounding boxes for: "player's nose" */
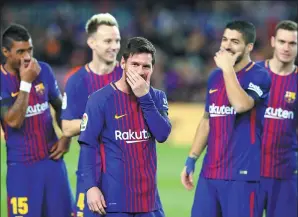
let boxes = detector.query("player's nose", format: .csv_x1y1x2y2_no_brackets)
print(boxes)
23,51,31,60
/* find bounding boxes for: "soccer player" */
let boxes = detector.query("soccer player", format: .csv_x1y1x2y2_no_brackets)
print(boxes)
180,21,271,217
256,20,297,217
0,24,73,217
78,37,171,217
61,13,122,217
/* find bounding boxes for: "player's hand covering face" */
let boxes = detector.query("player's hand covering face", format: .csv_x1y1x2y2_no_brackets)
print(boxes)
214,48,242,71
2,39,34,72
121,53,153,97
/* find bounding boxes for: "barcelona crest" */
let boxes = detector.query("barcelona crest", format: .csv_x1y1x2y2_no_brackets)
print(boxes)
35,83,45,95
284,91,296,104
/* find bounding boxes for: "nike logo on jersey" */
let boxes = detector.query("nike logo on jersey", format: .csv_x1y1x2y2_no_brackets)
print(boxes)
115,114,127,119
209,89,218,94
11,91,19,97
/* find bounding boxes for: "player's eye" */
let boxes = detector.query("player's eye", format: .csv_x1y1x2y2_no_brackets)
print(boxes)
105,39,112,44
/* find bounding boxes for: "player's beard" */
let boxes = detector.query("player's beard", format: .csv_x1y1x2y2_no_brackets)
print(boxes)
235,52,244,65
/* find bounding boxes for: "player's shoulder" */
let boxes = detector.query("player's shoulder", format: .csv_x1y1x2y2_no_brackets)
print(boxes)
65,65,88,86
255,60,267,68
210,68,222,77
250,61,271,81
37,61,51,74
89,83,115,104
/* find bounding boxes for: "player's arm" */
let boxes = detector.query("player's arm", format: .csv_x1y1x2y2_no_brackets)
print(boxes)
78,95,107,215
214,50,255,113
181,112,209,191
49,95,63,128
61,76,85,137
1,58,40,128
1,91,30,128
222,66,255,113
62,120,81,137
188,112,209,159
138,90,171,143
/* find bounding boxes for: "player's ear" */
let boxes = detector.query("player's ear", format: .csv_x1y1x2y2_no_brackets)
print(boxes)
2,47,10,58
271,36,275,48
87,36,95,50
120,57,125,69
246,43,253,53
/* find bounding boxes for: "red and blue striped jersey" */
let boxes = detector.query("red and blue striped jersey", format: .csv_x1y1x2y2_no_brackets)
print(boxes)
61,63,122,121
0,62,61,164
258,60,297,179
201,62,271,181
78,83,171,212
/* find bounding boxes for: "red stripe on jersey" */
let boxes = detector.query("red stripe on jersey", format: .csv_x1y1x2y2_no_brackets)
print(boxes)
99,143,106,173
7,196,11,217
250,108,256,144
249,191,255,217
137,107,153,210
216,78,226,179
126,95,144,209
132,97,149,211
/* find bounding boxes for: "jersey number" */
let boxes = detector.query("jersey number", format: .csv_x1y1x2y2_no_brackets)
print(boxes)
77,193,85,211
10,197,29,215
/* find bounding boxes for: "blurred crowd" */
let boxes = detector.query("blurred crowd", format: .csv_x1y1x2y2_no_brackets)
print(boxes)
1,0,297,102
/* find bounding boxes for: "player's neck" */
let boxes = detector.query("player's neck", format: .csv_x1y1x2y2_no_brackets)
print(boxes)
269,57,295,76
3,62,18,76
234,56,251,73
88,59,116,75
114,76,131,94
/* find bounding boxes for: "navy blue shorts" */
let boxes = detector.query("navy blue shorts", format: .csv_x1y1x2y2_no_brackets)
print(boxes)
191,177,259,217
258,177,298,217
7,158,74,217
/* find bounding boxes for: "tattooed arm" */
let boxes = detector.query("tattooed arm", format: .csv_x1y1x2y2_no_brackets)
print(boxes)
1,91,30,128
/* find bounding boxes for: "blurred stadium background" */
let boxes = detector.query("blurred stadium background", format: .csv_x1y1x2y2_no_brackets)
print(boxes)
0,1,297,216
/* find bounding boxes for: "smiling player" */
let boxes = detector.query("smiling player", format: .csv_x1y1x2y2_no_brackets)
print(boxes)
78,37,171,217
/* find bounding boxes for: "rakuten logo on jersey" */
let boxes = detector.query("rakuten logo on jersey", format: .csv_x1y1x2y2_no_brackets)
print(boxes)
209,103,236,117
264,107,294,120
25,102,49,117
115,129,151,143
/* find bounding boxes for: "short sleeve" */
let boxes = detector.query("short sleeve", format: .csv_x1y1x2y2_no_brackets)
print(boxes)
61,75,88,120
43,63,61,101
244,69,271,103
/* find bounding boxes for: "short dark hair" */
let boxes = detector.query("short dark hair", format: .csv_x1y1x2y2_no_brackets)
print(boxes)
2,24,31,50
274,20,297,36
122,37,156,65
225,20,256,44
